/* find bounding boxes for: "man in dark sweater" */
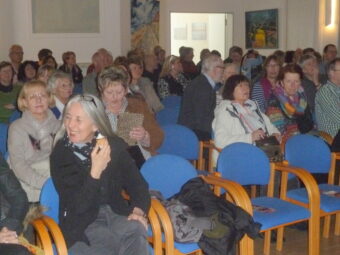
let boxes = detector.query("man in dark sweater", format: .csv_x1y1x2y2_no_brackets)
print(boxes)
178,54,224,140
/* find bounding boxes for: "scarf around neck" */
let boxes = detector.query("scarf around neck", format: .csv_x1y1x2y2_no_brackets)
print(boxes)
273,84,307,118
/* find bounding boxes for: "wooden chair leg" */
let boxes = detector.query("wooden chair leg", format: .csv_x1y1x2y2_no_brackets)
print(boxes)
263,231,271,255
335,213,340,236
309,216,320,255
276,227,284,251
323,215,331,238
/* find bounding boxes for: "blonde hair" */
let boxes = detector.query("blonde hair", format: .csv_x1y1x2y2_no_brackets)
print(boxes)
97,66,129,94
160,55,179,78
17,80,55,111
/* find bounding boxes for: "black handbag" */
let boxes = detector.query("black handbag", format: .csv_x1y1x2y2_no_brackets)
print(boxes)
255,136,282,162
295,108,314,134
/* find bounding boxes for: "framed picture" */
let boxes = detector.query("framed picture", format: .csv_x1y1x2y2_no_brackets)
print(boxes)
245,9,278,49
191,22,207,40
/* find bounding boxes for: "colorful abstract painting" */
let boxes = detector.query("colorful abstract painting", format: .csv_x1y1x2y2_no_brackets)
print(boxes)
131,0,160,52
245,9,278,49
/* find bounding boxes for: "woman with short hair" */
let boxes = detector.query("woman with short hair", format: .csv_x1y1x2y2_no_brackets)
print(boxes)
48,70,74,119
17,61,38,84
98,66,164,168
50,94,150,255
8,80,60,202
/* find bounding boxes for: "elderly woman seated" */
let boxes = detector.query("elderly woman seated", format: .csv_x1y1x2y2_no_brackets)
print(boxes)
8,80,60,203
50,94,150,255
48,71,74,119
97,66,164,168
213,74,280,150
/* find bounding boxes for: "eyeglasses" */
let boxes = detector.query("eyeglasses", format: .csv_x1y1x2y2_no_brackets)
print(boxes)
80,95,97,107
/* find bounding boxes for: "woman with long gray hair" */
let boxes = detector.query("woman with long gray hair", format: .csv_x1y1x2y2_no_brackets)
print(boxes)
50,94,150,255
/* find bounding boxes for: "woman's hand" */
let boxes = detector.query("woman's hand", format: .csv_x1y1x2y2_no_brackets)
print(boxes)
129,127,150,147
90,139,111,179
3,103,15,110
0,227,19,244
127,207,148,230
251,129,266,142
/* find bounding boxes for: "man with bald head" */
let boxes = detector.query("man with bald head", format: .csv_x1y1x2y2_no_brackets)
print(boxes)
8,45,23,84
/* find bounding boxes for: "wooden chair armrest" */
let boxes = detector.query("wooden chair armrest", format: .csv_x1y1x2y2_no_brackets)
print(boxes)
201,175,253,215
41,216,68,255
273,162,320,214
150,198,175,255
198,140,222,172
147,204,162,254
330,152,340,185
31,218,54,255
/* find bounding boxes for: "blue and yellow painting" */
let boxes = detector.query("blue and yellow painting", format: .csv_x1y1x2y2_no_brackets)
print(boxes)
131,0,160,52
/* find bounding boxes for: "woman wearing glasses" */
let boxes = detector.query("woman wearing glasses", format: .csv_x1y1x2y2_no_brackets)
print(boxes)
8,80,60,203
157,55,189,100
50,94,150,255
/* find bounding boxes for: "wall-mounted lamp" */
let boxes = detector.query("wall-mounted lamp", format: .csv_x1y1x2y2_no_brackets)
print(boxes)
325,0,336,27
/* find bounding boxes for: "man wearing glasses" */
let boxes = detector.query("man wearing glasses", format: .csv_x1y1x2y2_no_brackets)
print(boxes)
315,58,340,138
178,54,224,141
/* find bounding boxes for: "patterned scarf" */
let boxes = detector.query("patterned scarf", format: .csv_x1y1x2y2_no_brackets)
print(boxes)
273,85,307,118
62,132,97,166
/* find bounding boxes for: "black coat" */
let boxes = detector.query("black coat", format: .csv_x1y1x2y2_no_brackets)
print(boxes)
178,74,216,141
0,153,28,234
50,136,150,247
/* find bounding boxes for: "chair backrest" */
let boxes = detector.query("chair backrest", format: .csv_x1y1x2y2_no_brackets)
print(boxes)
158,124,199,160
285,134,331,174
9,110,22,124
156,107,180,126
40,178,59,223
141,154,198,199
0,123,9,156
161,95,181,109
217,142,270,185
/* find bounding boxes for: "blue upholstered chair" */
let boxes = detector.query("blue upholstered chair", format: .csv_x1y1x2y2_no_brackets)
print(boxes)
217,142,320,255
158,124,199,165
9,109,22,123
0,123,8,157
285,134,340,238
141,154,254,255
156,96,181,126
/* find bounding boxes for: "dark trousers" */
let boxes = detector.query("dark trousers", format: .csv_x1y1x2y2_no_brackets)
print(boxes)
0,244,32,255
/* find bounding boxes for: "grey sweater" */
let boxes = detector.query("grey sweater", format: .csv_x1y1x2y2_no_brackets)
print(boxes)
8,110,60,202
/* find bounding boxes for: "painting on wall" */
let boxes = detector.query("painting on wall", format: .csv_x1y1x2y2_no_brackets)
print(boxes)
191,23,207,40
245,9,278,49
131,0,160,52
32,0,99,33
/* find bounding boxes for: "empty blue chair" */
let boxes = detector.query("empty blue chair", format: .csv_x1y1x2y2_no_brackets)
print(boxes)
217,142,320,255
285,134,340,238
161,95,181,109
158,124,199,162
156,96,181,126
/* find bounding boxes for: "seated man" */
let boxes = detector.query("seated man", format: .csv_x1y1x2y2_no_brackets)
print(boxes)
0,152,30,255
315,58,340,138
178,54,224,140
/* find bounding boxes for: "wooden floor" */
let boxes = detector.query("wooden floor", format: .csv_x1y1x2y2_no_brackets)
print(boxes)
253,223,340,255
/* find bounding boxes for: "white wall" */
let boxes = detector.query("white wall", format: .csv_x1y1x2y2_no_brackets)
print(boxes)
0,1,14,60
0,0,126,64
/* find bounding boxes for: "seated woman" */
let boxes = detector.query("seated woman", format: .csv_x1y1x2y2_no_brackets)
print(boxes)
213,74,280,150
98,66,164,168
17,61,38,84
50,94,150,255
59,51,83,94
0,152,31,255
127,57,164,113
157,55,189,100
8,80,60,203
0,61,21,123
36,64,55,84
251,55,282,113
48,71,74,119
266,64,314,139
41,55,58,69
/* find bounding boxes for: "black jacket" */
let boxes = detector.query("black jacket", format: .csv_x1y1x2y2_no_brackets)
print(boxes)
50,136,150,248
0,153,28,234
178,74,216,141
